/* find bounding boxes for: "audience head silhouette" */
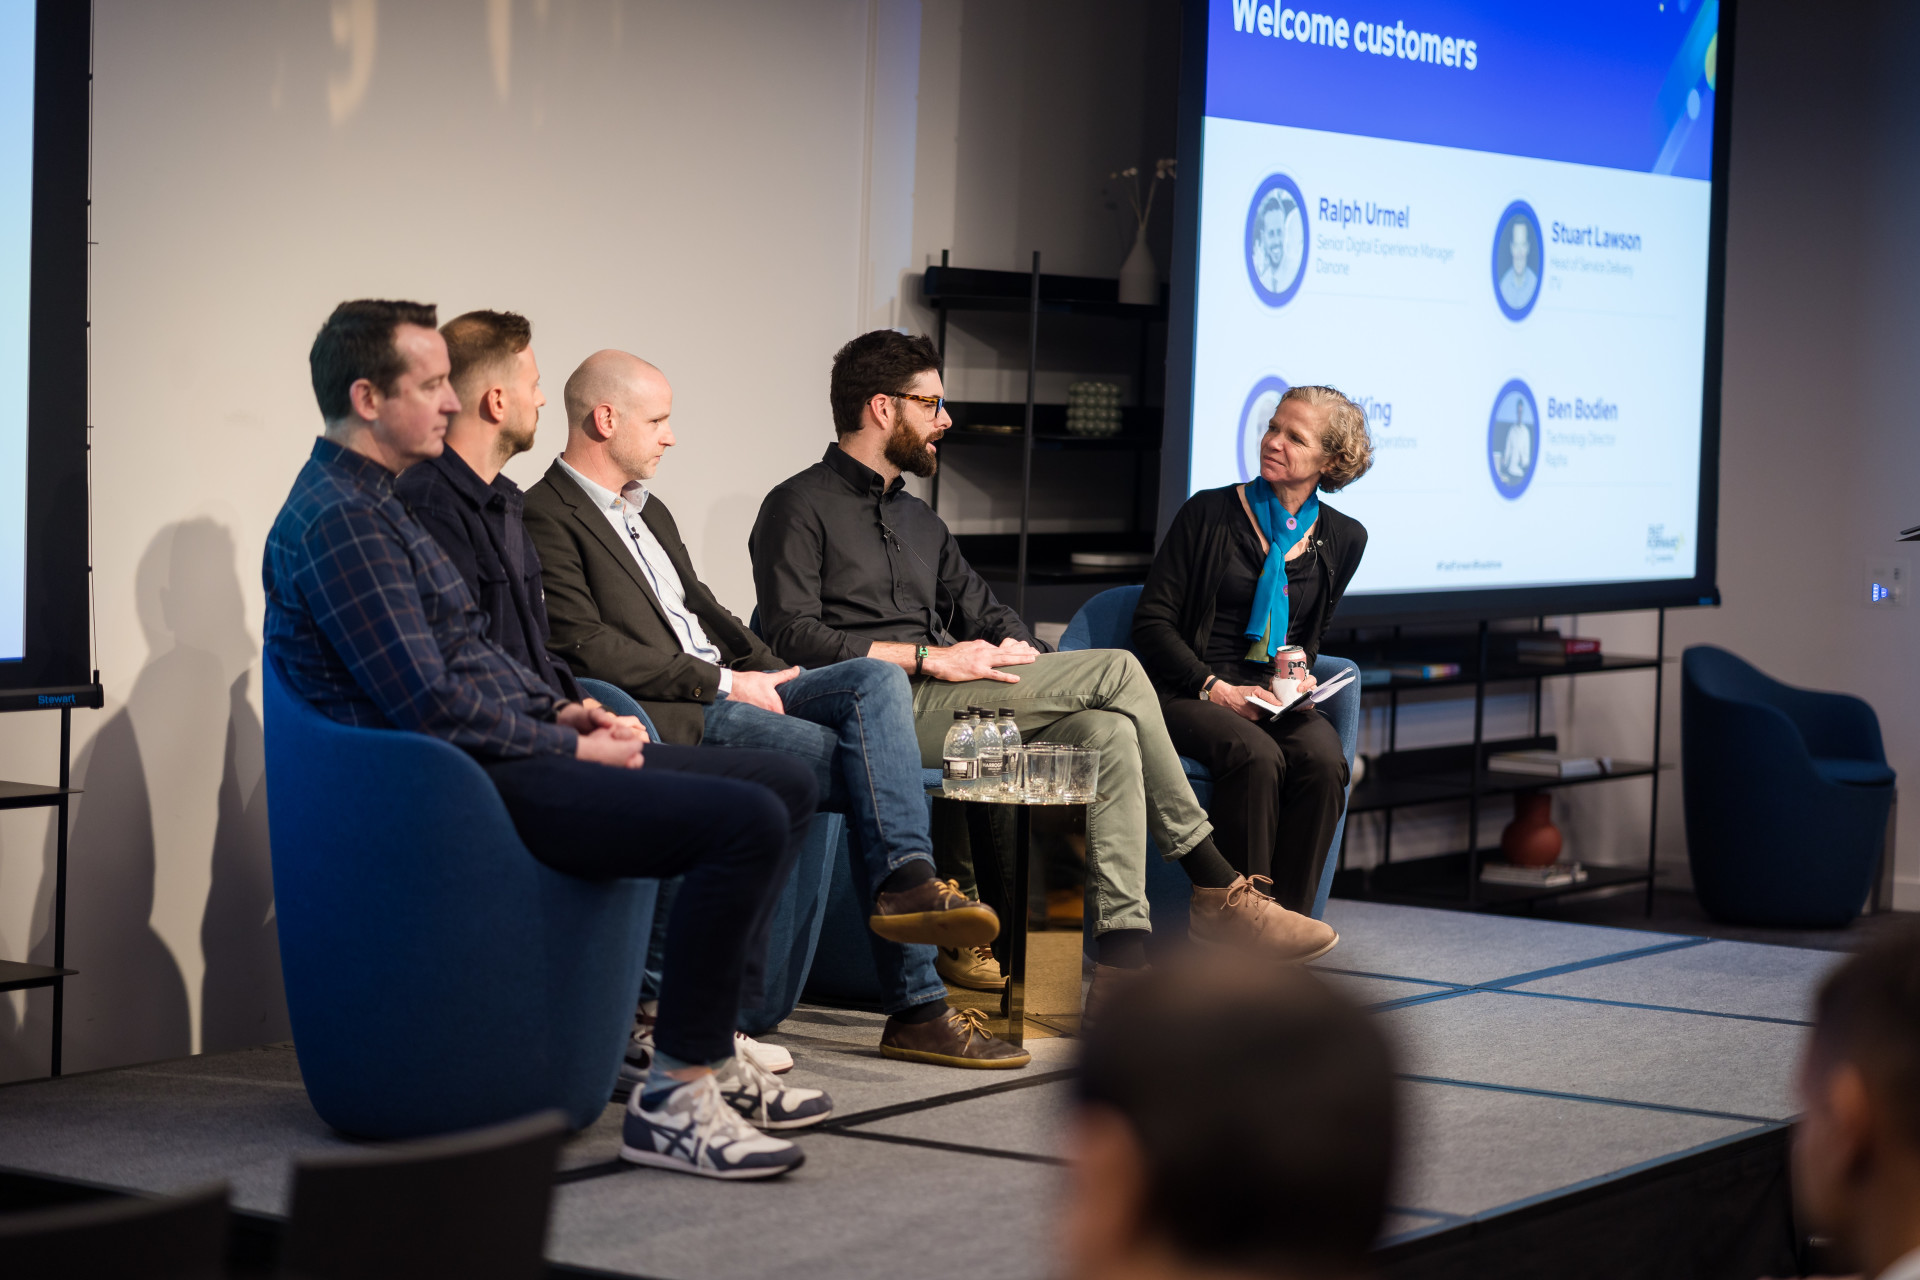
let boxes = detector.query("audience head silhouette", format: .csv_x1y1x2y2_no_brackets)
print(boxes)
1067,953,1398,1280
1795,923,1920,1278
561,350,675,485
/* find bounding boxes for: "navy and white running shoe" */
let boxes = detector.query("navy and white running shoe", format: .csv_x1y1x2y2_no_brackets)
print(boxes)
715,1052,833,1130
620,1073,805,1180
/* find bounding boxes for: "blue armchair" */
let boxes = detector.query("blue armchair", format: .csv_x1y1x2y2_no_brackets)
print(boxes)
1058,585,1362,928
1681,646,1894,927
262,653,657,1138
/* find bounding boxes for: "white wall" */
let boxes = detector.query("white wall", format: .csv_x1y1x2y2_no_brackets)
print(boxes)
0,0,1177,1083
6,0,1909,1083
0,0,931,1081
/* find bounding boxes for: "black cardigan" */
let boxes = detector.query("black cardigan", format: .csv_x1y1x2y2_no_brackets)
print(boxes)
1132,485,1368,700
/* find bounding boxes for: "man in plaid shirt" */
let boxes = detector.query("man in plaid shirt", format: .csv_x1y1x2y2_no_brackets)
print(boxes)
263,300,828,1179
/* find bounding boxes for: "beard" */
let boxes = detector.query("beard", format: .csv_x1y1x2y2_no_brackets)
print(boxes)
884,418,939,478
492,410,539,469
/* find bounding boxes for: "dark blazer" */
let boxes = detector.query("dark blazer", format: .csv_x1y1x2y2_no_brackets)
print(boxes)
523,460,783,744
1132,484,1368,700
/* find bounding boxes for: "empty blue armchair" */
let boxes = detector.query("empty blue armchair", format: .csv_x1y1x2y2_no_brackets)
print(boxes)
1059,585,1362,927
263,652,657,1138
1681,645,1894,927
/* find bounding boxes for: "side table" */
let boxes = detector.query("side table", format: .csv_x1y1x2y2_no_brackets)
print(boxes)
928,788,1084,1045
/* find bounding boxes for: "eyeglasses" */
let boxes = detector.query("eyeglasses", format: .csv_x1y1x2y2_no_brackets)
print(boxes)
894,391,948,416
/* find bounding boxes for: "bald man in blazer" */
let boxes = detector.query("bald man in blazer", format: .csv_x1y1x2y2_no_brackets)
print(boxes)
523,350,1026,1069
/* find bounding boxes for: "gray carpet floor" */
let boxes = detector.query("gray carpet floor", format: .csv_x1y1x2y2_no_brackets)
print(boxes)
0,902,1818,1278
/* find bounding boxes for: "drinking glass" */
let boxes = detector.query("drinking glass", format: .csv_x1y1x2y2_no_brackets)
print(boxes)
1060,746,1101,803
1021,743,1063,801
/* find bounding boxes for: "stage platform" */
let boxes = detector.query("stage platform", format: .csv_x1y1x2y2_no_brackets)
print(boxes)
0,901,1840,1279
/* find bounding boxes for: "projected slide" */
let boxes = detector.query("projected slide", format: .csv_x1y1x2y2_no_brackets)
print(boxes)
1188,1,1720,597
0,1,28,661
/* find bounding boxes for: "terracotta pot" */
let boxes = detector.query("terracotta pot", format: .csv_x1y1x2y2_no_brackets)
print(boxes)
1500,790,1562,868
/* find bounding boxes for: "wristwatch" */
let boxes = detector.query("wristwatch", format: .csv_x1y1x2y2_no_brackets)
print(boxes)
915,644,929,676
1198,675,1220,701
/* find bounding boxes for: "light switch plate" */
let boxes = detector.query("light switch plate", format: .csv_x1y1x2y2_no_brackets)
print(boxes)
1866,560,1908,607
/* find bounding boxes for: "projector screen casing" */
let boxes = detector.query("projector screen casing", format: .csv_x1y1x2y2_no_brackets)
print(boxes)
1160,0,1731,624
0,0,94,709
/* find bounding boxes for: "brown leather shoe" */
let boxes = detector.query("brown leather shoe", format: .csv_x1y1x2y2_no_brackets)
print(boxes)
880,1007,1031,1069
870,877,1000,947
935,944,1006,992
1189,875,1339,962
1081,962,1149,1035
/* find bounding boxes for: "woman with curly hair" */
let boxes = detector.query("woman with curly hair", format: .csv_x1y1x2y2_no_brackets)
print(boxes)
1133,385,1374,917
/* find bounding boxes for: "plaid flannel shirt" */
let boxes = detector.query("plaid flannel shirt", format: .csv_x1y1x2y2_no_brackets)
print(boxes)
263,437,576,760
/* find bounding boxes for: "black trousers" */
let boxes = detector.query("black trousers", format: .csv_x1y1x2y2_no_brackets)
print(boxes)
1159,699,1350,913
484,742,817,1066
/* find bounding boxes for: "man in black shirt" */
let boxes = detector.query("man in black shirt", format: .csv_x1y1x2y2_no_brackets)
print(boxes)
752,331,1345,1006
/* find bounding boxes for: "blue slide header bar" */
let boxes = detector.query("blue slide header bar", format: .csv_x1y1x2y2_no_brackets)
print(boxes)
1206,0,1720,179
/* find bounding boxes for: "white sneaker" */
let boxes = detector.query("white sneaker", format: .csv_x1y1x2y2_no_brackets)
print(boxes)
620,1072,805,1180
616,1019,793,1097
736,1031,793,1075
715,1053,832,1130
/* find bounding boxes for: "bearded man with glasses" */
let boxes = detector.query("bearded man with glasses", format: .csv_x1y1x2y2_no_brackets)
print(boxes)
751,331,1339,1025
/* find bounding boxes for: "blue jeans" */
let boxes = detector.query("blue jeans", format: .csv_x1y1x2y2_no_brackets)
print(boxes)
697,658,944,1015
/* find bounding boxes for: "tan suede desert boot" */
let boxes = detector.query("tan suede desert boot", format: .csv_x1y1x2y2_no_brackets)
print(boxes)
1189,874,1338,962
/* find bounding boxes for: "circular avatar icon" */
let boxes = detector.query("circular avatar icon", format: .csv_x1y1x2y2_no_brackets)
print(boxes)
1487,379,1540,499
1491,200,1543,321
1245,174,1309,307
1237,376,1290,482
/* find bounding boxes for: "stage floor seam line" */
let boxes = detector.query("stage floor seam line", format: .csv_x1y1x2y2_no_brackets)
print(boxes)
1397,1072,1786,1125
813,1068,1077,1132
1485,987,1816,1027
814,1127,1069,1167
557,1160,629,1185
1367,989,1479,1013
1475,936,1713,989
1316,967,1466,990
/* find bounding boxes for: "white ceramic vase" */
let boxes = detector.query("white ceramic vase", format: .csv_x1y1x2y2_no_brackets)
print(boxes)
1119,224,1157,305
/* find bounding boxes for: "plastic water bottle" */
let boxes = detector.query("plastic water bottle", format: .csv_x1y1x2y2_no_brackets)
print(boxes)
995,708,1021,797
974,711,1005,795
941,710,978,796
995,708,1021,753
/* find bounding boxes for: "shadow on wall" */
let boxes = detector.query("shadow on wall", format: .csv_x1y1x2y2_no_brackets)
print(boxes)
202,664,288,1053
0,519,287,1080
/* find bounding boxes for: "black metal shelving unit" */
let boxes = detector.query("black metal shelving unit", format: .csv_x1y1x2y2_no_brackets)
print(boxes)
1331,610,1673,914
0,710,81,1074
922,254,1167,621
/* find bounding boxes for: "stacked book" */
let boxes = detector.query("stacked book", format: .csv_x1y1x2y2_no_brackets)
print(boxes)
1487,750,1612,778
1480,861,1589,888
1388,662,1461,681
1512,631,1603,667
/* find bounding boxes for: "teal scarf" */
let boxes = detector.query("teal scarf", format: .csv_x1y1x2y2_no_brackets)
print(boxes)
1242,481,1319,662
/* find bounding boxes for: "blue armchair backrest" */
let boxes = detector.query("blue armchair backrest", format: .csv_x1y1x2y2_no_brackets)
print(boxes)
1683,645,1886,765
1059,585,1145,654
